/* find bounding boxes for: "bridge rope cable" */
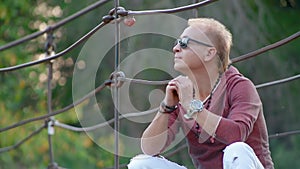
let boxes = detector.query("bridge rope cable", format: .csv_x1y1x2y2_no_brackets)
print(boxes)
122,0,218,16
269,130,300,139
120,77,169,85
55,108,158,132
122,72,300,88
0,124,46,153
256,73,300,89
0,0,111,52
231,30,300,63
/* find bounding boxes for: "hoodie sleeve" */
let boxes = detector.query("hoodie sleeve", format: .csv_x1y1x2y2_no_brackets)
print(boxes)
215,76,262,145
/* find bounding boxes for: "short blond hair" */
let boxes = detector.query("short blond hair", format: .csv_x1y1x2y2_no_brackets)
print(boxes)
188,18,232,72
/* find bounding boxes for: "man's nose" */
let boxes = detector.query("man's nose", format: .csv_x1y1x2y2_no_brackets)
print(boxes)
173,43,181,53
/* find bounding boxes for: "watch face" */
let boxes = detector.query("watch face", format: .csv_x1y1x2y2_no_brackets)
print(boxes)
190,99,203,111
184,99,203,120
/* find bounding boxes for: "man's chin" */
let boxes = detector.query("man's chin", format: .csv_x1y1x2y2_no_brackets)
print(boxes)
174,65,188,74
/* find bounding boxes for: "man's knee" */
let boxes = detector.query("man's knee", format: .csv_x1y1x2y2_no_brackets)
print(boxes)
223,142,263,169
127,154,155,169
223,142,255,162
224,142,253,156
127,154,187,169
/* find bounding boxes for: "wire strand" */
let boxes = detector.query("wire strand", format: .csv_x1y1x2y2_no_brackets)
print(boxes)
255,73,300,89
269,130,300,139
120,77,169,85
126,0,218,15
232,31,300,63
0,124,46,153
55,108,157,132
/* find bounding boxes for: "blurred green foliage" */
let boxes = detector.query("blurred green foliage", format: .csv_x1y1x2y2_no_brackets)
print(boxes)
0,0,300,168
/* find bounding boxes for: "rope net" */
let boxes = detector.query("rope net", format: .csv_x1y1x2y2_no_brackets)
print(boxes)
0,0,299,168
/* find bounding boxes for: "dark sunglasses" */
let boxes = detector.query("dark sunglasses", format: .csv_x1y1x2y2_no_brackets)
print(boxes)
175,37,213,49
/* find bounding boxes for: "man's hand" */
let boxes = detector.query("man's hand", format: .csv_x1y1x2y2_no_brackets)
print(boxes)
163,76,193,111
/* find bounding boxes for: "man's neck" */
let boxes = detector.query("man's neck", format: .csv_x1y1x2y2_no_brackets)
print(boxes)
188,68,220,101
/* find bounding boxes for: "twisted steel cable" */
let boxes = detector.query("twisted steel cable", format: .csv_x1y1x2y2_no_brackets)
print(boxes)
232,31,300,63
0,124,46,153
255,73,300,89
123,0,218,16
119,77,169,85
55,108,158,132
269,130,300,139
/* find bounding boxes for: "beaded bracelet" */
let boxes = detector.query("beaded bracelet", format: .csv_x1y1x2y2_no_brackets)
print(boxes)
158,102,178,113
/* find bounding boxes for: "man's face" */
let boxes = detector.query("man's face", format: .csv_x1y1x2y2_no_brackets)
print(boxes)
173,26,213,74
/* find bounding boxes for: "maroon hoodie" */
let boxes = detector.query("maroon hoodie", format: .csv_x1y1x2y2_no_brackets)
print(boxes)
165,66,274,169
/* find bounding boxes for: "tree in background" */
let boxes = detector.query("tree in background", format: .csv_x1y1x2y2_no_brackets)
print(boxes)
0,0,116,168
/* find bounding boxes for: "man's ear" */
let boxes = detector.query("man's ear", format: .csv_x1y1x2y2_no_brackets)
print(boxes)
204,48,217,62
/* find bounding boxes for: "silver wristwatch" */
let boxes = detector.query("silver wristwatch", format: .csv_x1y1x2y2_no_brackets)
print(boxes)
184,99,203,120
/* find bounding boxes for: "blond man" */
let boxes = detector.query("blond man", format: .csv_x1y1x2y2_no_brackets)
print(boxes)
128,18,274,169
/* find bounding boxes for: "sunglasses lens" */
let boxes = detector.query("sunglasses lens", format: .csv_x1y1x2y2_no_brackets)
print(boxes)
179,40,187,48
175,39,187,49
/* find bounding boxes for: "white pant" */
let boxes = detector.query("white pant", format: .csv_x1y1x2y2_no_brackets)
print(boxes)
127,142,264,169
223,142,264,169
